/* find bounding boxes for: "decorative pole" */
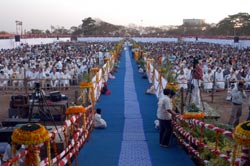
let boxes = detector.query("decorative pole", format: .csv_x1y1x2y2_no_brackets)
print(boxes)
11,123,51,166
233,121,250,166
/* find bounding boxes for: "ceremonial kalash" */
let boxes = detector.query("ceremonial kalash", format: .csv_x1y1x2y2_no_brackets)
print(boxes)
0,37,249,166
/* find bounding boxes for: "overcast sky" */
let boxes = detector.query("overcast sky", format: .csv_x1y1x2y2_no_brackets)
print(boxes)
1,0,250,33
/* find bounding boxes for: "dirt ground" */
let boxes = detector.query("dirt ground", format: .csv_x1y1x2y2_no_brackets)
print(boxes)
0,89,249,127
200,90,249,124
0,89,78,126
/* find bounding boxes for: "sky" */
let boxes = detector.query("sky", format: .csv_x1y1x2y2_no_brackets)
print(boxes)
1,0,250,33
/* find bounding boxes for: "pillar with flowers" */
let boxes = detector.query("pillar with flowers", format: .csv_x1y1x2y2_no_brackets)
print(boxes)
11,123,51,166
104,58,111,72
80,67,97,108
65,105,87,166
146,58,155,82
233,121,250,166
80,81,94,108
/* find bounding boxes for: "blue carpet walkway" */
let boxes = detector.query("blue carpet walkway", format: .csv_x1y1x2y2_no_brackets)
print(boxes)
76,45,195,166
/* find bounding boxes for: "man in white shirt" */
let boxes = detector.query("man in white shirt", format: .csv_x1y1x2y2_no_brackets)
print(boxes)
228,82,247,127
50,67,60,89
157,89,176,147
94,108,107,129
2,143,24,166
0,70,9,89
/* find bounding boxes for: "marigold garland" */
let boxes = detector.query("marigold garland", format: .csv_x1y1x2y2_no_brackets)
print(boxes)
11,123,50,145
80,82,93,88
166,82,178,92
90,67,100,73
182,112,205,119
233,121,250,146
147,58,155,63
104,58,110,62
66,105,86,114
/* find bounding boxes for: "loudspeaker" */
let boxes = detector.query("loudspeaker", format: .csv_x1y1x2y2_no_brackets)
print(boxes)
49,91,62,102
71,36,77,41
15,35,20,42
234,36,239,43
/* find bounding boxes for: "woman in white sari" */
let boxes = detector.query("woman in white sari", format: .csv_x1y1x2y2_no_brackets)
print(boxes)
203,69,213,92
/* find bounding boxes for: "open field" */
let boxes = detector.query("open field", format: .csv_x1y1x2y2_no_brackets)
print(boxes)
0,89,249,127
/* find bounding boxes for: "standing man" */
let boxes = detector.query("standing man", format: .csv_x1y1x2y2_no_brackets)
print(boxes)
247,96,250,121
191,58,203,107
157,88,176,147
228,82,247,127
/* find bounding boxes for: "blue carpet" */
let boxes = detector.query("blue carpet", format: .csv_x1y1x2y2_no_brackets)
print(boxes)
118,47,151,166
76,46,195,166
130,50,195,166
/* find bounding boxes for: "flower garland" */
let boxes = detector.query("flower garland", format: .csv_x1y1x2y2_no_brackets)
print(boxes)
104,58,110,62
90,67,100,73
166,82,178,92
80,82,93,88
147,58,155,63
66,105,86,115
11,123,51,166
12,123,50,145
183,104,205,119
233,121,250,146
182,112,205,119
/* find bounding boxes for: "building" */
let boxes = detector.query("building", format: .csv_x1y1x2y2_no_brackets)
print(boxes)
183,19,205,26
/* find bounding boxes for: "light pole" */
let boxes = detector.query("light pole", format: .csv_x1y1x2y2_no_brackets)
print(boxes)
15,20,23,36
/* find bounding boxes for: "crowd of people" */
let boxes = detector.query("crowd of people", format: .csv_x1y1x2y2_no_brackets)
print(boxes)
141,42,250,93
0,42,116,91
1,39,250,151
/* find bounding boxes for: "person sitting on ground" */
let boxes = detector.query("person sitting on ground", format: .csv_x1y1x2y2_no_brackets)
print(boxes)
145,83,156,95
247,96,250,121
138,65,144,73
2,137,24,165
142,69,148,79
108,71,115,79
94,108,107,129
101,82,111,95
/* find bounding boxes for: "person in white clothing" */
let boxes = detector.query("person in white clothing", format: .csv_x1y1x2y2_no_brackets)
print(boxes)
0,70,9,89
177,69,188,90
14,67,25,89
2,143,24,166
36,67,46,88
203,69,213,92
50,67,60,89
145,83,156,95
215,68,225,90
244,71,250,89
94,108,107,129
61,70,71,89
27,68,38,89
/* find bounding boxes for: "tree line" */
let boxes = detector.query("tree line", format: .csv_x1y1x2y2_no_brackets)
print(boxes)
1,12,250,37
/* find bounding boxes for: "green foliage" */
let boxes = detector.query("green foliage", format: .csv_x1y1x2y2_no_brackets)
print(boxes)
216,12,250,36
157,60,178,83
82,72,94,82
138,58,146,69
181,120,233,166
200,149,230,166
186,103,200,112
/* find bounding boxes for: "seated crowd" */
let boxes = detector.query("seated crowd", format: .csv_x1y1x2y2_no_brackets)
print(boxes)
0,42,116,91
138,42,250,93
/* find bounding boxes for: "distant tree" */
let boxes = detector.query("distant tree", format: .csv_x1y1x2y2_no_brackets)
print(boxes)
29,29,44,34
0,31,8,34
45,30,50,34
215,12,250,36
81,17,97,36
